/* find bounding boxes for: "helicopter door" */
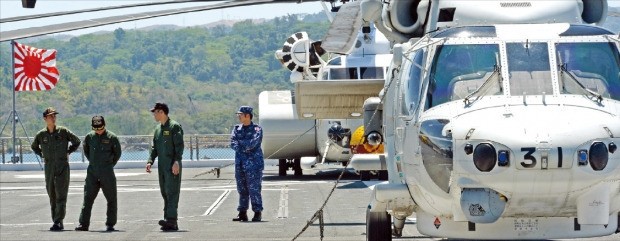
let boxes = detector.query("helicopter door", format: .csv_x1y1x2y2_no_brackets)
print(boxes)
294,79,384,119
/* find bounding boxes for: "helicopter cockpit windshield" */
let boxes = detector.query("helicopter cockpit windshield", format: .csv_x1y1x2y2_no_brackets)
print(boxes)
426,44,501,109
506,42,553,96
556,42,620,101
418,38,620,111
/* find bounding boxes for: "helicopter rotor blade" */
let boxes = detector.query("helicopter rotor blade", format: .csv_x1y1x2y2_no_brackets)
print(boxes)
321,0,362,55
1,0,319,41
1,0,223,23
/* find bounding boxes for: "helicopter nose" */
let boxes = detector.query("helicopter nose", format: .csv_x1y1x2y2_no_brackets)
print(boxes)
451,105,619,172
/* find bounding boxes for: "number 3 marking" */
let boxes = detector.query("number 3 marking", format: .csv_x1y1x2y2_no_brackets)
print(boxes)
521,147,536,168
520,147,563,168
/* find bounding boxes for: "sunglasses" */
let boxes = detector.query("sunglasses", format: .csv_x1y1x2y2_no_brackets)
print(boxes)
92,126,105,131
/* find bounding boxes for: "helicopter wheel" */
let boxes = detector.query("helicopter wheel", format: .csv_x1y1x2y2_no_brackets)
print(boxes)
278,159,287,176
360,171,371,181
616,213,620,234
366,207,392,241
293,158,303,176
377,170,388,181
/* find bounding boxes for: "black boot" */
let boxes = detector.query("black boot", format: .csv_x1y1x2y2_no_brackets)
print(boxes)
160,219,178,231
74,224,89,231
232,211,248,222
50,222,63,231
251,212,262,222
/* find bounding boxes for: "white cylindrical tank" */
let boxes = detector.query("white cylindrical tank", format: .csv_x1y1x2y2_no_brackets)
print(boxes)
259,91,317,159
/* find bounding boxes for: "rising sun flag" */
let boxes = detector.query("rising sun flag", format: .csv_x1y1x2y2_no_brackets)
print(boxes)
13,41,59,91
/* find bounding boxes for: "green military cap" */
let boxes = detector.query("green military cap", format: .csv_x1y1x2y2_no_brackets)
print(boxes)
43,107,58,117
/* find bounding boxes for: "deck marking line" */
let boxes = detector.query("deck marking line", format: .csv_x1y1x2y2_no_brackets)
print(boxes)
203,189,231,216
277,185,289,219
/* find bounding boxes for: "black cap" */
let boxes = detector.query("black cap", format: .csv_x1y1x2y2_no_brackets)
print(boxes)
91,116,105,130
42,107,58,117
150,102,169,115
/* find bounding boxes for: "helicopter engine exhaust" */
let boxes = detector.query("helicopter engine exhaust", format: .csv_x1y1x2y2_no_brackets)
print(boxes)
385,0,427,35
580,0,608,25
360,0,608,44
21,0,36,8
360,0,429,42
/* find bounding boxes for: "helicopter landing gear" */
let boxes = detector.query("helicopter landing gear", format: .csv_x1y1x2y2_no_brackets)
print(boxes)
359,170,388,181
278,158,303,176
366,207,392,241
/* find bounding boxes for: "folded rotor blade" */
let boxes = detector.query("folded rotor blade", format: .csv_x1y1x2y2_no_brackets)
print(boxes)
320,0,362,55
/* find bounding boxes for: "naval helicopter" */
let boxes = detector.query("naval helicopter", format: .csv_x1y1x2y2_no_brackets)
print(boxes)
4,0,619,239
259,20,391,178
322,0,620,240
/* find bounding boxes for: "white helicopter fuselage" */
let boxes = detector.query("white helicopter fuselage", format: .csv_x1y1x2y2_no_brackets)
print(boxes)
317,41,392,163
260,25,392,173
380,23,620,239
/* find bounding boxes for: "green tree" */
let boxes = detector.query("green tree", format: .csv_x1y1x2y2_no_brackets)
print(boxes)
0,13,329,136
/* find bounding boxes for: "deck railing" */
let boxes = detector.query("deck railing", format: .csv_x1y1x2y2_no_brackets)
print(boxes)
0,134,233,164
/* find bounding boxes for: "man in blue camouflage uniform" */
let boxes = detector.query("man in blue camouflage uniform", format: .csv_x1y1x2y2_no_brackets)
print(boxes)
230,106,264,222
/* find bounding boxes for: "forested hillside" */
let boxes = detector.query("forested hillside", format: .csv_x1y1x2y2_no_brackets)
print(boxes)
0,13,330,136
1,10,619,137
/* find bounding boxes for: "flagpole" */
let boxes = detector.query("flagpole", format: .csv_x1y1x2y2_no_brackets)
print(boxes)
11,40,17,163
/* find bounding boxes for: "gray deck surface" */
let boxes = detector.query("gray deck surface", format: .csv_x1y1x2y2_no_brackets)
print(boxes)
0,164,618,241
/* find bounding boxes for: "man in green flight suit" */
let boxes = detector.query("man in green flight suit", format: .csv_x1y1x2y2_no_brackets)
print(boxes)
145,102,184,231
31,107,81,231
75,116,122,232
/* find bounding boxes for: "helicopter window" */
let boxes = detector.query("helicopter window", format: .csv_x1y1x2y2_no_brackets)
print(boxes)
426,44,499,109
327,56,342,66
329,67,358,79
349,68,358,79
507,43,553,96
556,42,620,100
559,25,614,37
360,67,384,79
403,50,425,115
432,26,497,38
438,8,456,22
